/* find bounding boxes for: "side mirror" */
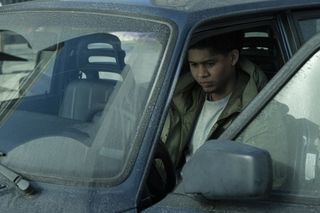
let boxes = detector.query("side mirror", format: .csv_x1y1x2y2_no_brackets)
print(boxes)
181,139,272,200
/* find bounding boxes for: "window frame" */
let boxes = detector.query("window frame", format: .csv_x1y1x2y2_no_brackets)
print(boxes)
164,13,292,143
0,10,178,186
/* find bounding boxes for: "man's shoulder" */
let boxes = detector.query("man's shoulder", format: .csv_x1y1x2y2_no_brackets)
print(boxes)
239,57,268,91
174,72,196,95
171,72,204,116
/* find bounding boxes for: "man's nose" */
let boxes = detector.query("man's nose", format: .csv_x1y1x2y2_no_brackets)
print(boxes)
197,64,209,78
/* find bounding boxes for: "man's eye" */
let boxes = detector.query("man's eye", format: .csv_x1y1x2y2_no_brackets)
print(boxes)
207,62,216,67
190,63,197,68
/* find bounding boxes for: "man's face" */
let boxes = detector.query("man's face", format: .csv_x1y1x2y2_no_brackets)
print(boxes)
188,48,237,94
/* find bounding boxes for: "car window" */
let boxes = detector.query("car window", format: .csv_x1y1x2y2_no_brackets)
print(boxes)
298,18,320,43
236,49,320,196
0,11,172,185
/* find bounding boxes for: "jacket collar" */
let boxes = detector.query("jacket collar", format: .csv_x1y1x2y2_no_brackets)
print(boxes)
218,70,249,121
199,58,259,121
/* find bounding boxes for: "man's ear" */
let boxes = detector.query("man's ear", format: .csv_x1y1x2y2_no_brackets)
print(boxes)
229,49,240,66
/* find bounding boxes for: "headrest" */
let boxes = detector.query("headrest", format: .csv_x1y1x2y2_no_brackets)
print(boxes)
60,33,126,74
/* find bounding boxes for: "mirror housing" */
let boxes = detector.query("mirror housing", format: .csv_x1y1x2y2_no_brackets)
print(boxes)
181,139,272,200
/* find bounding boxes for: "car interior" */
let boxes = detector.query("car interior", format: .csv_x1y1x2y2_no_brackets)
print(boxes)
181,25,284,79
241,26,284,79
19,33,126,120
0,32,128,165
56,33,126,122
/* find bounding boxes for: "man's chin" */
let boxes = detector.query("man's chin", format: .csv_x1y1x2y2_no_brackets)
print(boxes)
201,86,218,94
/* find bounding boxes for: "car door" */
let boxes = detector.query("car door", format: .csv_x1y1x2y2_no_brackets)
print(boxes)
229,32,320,207
144,29,320,213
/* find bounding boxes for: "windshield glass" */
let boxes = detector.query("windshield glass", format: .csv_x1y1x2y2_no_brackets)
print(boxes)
0,11,171,184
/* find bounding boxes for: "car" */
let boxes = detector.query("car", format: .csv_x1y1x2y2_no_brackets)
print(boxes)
0,0,320,212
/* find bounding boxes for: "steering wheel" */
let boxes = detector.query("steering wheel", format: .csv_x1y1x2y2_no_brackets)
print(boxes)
146,141,176,202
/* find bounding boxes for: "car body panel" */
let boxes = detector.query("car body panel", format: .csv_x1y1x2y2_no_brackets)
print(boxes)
0,0,320,212
143,192,320,213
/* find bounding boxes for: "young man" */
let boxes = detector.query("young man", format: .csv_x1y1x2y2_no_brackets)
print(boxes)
161,31,268,169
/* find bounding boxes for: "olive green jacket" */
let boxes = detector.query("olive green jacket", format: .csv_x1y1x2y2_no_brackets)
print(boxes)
161,58,268,168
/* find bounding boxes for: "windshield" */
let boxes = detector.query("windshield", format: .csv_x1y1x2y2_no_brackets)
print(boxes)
0,11,171,184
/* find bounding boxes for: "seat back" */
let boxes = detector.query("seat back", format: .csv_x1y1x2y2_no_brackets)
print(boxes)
57,33,126,121
241,36,281,79
76,33,125,74
59,80,113,121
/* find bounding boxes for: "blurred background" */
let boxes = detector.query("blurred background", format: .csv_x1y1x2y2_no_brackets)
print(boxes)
1,0,32,6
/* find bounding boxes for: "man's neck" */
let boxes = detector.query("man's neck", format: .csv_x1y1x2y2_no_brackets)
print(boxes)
208,92,231,101
208,76,236,102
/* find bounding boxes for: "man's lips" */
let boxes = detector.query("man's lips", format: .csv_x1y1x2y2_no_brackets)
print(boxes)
199,82,216,87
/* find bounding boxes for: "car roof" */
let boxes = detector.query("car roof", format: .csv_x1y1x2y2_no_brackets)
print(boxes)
29,0,320,12
2,0,320,26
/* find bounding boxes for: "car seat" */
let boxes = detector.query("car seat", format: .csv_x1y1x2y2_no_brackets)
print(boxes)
58,33,126,121
241,33,282,79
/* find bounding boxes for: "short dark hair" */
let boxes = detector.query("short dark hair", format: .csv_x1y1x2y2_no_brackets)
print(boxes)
189,31,244,55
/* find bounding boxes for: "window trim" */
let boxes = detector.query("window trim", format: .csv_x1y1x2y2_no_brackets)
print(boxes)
276,12,299,58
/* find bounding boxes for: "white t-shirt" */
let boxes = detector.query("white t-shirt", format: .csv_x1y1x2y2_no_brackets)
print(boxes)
189,94,231,155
